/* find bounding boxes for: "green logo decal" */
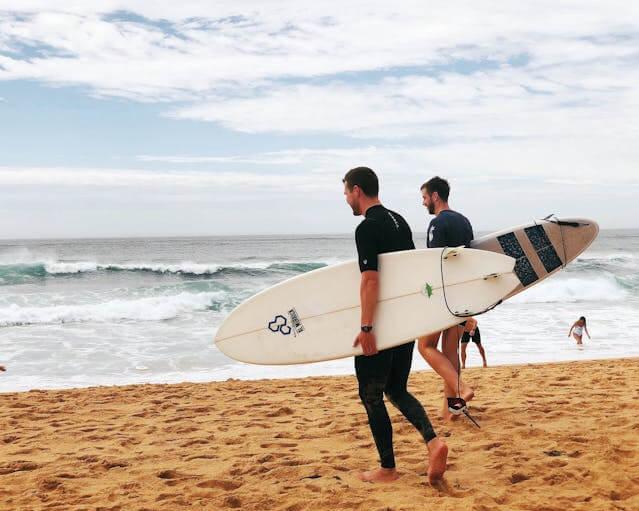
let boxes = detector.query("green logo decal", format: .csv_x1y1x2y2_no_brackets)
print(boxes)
424,283,433,298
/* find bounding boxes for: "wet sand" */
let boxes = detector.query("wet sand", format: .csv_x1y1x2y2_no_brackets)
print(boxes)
1,358,638,510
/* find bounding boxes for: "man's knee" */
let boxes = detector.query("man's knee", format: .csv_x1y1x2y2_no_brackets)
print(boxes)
359,381,385,409
384,386,408,409
418,332,439,351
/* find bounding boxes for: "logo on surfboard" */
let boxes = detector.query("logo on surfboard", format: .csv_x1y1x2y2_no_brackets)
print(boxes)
268,308,305,336
268,315,291,335
287,308,305,335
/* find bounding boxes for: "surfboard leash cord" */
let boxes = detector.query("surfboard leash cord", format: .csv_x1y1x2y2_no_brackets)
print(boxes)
439,248,505,320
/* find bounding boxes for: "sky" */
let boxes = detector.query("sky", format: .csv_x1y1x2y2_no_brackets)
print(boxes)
1,1,638,238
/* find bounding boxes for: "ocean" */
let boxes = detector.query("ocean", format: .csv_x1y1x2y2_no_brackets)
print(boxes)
1,230,638,392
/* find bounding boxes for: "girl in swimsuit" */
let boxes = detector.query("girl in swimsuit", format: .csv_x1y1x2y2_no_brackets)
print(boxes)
568,316,590,345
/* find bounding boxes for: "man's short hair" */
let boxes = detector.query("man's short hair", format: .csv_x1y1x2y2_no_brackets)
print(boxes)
343,167,379,197
421,176,450,202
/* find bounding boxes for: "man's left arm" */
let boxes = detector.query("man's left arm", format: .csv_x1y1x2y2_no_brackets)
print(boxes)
354,221,380,356
354,270,379,355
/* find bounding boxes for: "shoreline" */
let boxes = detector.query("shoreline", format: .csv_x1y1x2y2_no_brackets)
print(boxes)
2,354,639,395
1,358,638,510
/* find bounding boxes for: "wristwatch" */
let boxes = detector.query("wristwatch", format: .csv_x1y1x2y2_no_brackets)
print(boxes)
360,325,373,333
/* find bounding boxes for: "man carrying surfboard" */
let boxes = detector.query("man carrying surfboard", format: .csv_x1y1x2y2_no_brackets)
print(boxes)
417,176,476,421
343,166,448,484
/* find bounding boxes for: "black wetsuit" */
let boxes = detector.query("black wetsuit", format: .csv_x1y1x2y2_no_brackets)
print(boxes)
355,204,436,469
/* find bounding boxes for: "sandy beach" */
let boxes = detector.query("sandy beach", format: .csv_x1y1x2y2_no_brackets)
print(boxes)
1,358,638,511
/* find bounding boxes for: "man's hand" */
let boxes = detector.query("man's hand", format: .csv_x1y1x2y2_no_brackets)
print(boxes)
0,365,5,372
354,331,378,356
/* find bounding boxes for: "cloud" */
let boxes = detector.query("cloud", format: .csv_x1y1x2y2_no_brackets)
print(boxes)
1,2,638,103
167,66,639,140
0,166,336,192
135,137,639,185
1,2,636,162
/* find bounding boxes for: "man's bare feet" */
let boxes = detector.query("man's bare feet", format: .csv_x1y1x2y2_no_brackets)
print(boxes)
427,438,448,484
355,467,399,483
442,398,460,421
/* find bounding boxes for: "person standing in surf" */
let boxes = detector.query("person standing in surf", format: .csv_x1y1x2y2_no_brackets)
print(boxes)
568,316,590,345
417,176,476,421
343,166,448,484
460,318,488,369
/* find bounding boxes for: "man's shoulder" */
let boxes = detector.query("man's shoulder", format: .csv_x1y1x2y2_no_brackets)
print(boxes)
357,216,377,229
444,209,471,222
356,217,379,237
429,213,447,228
385,208,409,223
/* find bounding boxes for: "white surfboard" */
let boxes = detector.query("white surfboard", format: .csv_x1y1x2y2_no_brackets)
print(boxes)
215,248,519,365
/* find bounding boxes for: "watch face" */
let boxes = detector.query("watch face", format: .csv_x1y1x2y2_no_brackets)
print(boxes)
361,326,373,333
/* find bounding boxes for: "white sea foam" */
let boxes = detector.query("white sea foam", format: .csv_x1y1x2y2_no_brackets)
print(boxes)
575,252,635,261
45,261,99,274
511,276,628,304
0,291,223,326
1,259,337,276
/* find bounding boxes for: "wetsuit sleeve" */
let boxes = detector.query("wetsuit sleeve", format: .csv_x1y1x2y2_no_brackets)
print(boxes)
427,218,448,248
355,220,379,272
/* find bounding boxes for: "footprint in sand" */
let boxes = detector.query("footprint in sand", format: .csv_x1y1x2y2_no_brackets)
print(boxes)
0,461,39,475
180,438,210,448
38,478,62,491
185,454,218,462
266,407,295,417
157,469,193,480
102,460,128,470
509,473,530,484
197,479,243,490
222,495,242,508
260,442,298,449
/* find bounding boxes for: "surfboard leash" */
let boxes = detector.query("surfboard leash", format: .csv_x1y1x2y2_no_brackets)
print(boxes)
439,248,504,319
439,249,482,428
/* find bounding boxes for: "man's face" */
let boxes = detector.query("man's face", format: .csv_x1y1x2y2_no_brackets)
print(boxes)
421,188,436,215
344,183,361,216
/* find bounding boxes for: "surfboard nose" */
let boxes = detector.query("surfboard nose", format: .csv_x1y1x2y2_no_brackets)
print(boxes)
556,218,599,263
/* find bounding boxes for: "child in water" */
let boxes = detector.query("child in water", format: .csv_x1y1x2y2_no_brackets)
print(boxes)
568,316,591,345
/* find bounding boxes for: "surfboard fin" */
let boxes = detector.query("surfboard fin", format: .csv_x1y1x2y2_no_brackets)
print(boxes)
442,246,465,260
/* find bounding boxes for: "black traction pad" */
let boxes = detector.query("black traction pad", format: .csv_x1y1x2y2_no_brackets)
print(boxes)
497,232,539,287
524,225,563,273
